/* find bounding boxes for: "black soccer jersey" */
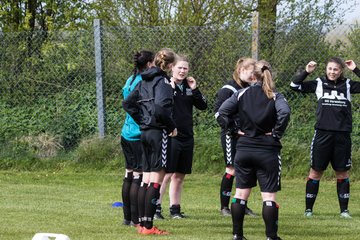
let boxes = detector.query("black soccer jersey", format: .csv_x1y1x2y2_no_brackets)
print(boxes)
172,79,207,139
290,68,360,132
217,82,291,149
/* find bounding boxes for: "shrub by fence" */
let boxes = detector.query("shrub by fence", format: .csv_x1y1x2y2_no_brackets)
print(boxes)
1,19,360,157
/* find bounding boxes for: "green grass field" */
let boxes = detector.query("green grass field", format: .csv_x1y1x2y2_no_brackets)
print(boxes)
0,171,359,240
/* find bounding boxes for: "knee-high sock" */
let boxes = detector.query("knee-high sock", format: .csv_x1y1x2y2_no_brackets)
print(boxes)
144,182,161,229
231,198,246,236
130,174,142,224
122,172,133,221
220,173,234,209
138,182,148,227
305,178,319,211
337,178,350,212
262,201,279,239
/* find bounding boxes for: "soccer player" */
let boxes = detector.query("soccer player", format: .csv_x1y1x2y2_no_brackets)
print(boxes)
290,58,360,218
123,48,178,235
155,55,208,219
120,50,154,226
214,57,256,217
217,60,290,240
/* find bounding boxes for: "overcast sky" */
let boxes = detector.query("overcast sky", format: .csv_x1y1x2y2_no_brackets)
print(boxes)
342,0,360,23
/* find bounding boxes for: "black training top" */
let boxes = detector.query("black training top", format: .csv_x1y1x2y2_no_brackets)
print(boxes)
173,79,207,140
122,66,176,134
214,79,242,134
217,82,291,149
290,67,360,132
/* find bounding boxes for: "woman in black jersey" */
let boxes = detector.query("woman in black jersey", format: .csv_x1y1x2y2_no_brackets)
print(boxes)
155,55,208,219
123,48,177,235
214,57,256,217
290,58,360,218
217,60,290,240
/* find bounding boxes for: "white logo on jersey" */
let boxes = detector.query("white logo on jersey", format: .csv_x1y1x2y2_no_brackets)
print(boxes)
321,90,347,100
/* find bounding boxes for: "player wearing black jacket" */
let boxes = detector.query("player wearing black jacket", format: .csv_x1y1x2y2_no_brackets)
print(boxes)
123,48,177,235
155,56,208,220
214,57,256,217
217,60,290,240
290,58,360,219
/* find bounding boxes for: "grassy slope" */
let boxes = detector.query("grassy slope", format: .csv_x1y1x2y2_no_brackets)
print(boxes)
0,171,359,240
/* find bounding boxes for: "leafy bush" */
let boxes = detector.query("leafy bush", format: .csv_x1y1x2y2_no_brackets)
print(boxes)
73,135,122,170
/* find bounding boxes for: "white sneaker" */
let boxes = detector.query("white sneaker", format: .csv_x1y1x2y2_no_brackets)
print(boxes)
340,210,352,219
304,209,313,218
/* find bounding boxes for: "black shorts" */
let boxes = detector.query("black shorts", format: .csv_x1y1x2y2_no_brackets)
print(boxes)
120,136,143,171
234,147,281,192
311,129,352,171
167,137,194,174
141,129,169,172
220,132,237,166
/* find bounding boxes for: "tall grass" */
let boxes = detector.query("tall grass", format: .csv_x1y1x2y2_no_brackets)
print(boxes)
0,171,359,240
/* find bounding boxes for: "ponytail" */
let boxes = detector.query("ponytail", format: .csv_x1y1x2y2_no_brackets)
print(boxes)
255,60,275,99
154,48,177,72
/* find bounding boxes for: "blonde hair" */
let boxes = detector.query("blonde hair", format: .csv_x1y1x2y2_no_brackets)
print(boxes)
154,48,177,72
176,54,189,63
233,57,256,88
254,60,275,99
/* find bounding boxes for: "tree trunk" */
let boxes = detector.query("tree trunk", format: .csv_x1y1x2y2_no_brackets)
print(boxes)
257,0,278,60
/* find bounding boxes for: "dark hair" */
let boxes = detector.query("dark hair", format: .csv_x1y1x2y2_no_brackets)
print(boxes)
130,50,154,83
327,57,345,79
133,50,154,74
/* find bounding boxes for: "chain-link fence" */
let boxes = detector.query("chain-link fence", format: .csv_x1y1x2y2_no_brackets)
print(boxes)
1,18,360,151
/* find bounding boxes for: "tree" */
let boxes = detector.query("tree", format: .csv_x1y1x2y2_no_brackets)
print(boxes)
0,0,95,32
257,0,278,59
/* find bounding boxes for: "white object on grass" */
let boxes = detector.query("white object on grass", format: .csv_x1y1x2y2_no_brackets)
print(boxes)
32,233,70,240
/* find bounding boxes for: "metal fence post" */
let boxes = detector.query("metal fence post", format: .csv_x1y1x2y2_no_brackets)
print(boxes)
252,11,259,61
94,19,106,138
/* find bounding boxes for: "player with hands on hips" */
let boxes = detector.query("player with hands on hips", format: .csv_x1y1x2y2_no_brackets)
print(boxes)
217,60,290,240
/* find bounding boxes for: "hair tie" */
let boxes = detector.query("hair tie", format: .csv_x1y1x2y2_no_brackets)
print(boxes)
261,65,269,72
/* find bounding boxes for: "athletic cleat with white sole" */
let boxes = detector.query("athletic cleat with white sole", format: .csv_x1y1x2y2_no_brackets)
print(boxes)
340,210,352,219
171,212,185,219
304,209,313,218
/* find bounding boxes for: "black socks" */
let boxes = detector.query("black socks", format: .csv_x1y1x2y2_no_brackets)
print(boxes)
129,174,142,224
305,178,319,211
121,172,133,222
337,178,350,213
138,182,148,227
231,198,246,236
144,182,161,229
262,201,279,239
220,173,234,209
